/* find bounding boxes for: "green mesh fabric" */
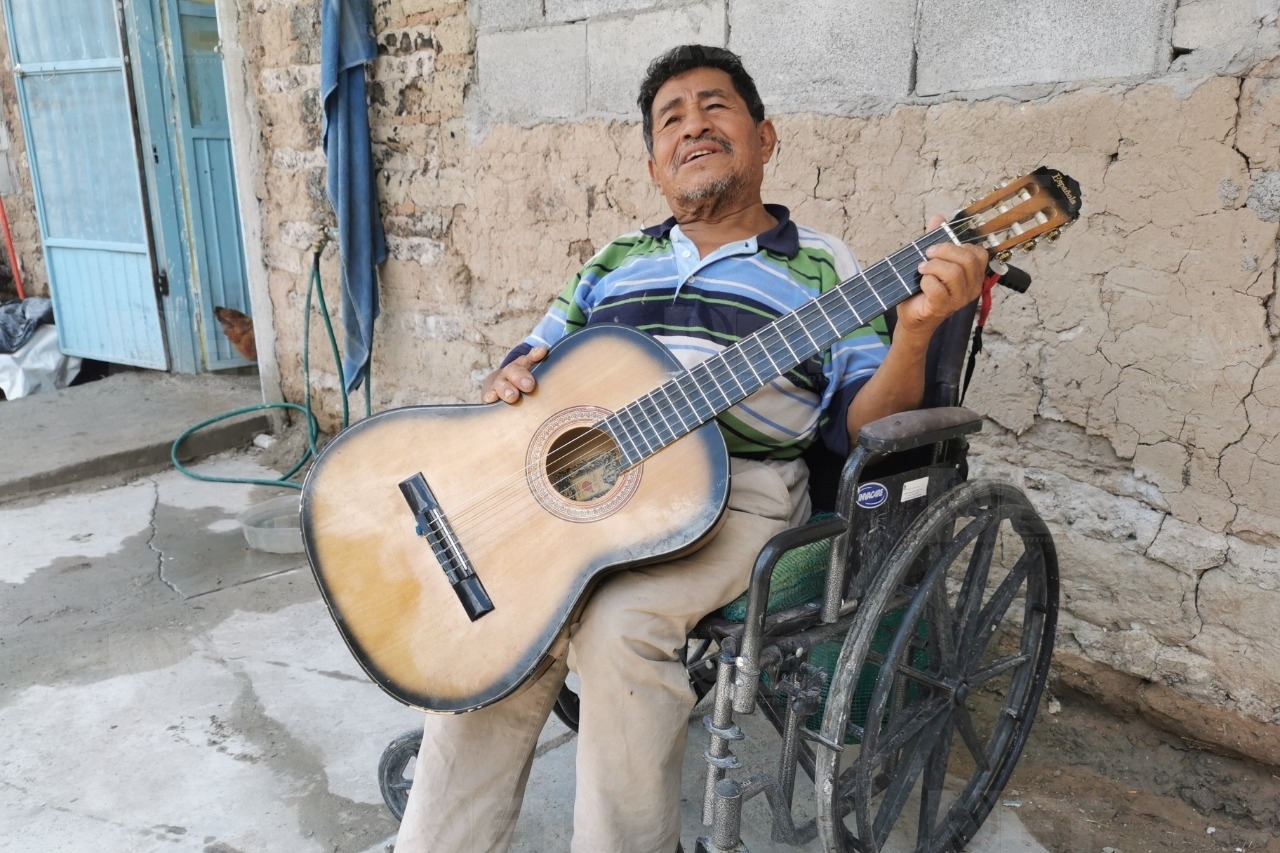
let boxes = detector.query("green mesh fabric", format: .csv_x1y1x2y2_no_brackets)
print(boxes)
717,512,837,623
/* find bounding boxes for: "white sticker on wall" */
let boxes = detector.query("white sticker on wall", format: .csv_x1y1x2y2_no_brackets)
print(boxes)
901,476,929,501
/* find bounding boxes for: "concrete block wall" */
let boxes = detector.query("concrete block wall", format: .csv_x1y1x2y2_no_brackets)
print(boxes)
469,0,1183,124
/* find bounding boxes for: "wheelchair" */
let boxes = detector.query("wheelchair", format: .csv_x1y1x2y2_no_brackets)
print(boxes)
377,269,1059,853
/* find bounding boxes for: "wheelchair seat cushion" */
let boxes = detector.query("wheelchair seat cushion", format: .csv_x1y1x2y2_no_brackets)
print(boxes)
717,512,836,622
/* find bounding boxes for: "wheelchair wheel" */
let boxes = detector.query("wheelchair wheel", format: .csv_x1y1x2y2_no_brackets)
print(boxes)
378,728,423,821
814,480,1058,853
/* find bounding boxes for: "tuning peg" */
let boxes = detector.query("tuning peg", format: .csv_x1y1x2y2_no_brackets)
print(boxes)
996,250,1013,263
1021,239,1038,252
1045,228,1062,241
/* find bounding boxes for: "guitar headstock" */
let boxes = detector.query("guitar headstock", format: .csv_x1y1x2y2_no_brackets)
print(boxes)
951,166,1083,259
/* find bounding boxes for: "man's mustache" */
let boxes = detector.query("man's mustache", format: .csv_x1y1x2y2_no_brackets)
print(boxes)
670,135,735,175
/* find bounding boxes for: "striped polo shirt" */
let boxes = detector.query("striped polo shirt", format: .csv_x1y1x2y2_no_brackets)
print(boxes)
504,205,890,459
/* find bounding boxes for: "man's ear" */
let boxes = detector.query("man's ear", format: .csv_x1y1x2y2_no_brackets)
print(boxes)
647,156,659,184
758,119,778,164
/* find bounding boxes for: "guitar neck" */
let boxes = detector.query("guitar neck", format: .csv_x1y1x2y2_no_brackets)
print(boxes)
600,225,961,466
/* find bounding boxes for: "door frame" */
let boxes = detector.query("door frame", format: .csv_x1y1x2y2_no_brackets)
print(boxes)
210,0,280,400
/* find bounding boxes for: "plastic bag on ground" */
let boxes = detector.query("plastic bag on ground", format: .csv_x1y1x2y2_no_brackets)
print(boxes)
0,297,53,354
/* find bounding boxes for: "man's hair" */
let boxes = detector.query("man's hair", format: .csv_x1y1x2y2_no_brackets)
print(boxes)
638,45,766,155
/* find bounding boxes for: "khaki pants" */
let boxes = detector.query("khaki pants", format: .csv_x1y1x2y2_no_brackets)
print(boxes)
395,457,810,853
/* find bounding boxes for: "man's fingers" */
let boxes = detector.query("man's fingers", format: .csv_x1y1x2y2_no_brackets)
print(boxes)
482,345,550,405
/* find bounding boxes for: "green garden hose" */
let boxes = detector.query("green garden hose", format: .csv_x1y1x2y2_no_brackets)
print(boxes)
171,239,367,489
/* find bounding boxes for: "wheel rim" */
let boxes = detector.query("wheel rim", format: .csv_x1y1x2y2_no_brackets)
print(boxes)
816,481,1058,853
378,729,423,821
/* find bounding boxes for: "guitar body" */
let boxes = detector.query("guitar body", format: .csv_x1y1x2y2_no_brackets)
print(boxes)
301,324,730,713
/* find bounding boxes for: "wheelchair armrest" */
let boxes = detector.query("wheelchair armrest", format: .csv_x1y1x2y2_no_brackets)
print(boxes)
856,406,982,454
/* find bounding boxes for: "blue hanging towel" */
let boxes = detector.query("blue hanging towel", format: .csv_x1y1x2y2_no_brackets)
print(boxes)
321,0,387,394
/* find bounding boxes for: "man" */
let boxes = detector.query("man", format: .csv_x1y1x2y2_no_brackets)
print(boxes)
396,44,985,853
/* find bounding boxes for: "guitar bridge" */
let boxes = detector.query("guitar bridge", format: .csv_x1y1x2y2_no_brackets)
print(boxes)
399,473,494,622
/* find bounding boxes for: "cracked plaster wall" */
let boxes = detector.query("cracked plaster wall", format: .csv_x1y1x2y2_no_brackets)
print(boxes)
235,0,1280,761
219,0,1280,762
0,0,1263,759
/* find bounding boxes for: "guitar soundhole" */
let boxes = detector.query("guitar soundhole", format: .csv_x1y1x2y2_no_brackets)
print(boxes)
547,427,623,503
527,407,642,522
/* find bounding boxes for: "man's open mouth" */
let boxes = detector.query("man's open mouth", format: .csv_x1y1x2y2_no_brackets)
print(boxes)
678,139,730,167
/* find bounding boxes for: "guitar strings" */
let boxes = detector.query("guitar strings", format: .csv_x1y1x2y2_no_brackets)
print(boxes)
444,218,997,548
444,217,994,548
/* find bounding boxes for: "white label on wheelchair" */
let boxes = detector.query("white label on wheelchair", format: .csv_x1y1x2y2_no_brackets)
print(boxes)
901,476,929,502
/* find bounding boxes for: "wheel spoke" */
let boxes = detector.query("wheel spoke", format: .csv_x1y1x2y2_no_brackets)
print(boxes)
867,695,950,768
953,507,1000,651
952,702,990,772
916,713,957,851
871,706,951,847
962,549,1035,670
965,651,1031,688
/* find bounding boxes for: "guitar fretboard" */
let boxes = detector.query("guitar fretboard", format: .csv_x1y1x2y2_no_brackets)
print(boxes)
598,226,960,466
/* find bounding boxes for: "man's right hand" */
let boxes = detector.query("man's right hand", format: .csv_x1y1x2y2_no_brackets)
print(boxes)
481,346,549,404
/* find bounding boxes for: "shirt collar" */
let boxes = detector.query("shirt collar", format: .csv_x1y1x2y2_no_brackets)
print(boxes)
640,203,800,258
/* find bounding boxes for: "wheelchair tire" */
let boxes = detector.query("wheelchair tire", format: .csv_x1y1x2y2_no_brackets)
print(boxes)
378,728,423,821
814,480,1058,853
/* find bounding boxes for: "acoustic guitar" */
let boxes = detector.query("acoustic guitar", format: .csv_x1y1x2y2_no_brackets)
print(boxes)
301,168,1083,713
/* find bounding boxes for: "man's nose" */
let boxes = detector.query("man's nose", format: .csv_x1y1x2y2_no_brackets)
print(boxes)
681,106,714,138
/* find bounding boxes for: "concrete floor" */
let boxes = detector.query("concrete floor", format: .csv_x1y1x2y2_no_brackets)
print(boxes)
0,372,1049,852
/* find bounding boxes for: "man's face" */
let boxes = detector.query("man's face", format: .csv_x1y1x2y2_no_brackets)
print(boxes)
646,67,776,214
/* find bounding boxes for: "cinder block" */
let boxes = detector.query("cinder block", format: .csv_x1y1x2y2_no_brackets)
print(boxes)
547,0,661,24
473,0,545,32
476,24,589,122
916,0,1173,95
587,1,726,116
728,0,917,113
1173,0,1264,51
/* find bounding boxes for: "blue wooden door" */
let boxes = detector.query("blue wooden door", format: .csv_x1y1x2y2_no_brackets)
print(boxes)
3,0,168,368
162,0,253,369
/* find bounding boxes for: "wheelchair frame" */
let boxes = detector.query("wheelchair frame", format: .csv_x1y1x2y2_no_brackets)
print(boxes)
378,281,1060,853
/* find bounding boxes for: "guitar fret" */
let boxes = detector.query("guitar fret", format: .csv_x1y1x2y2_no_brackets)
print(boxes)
629,404,660,458
654,392,682,443
636,394,674,448
863,269,889,310
720,348,756,398
744,334,783,377
612,406,646,463
887,259,914,299
775,314,817,363
657,383,694,434
684,366,722,419
811,296,844,342
762,324,801,365
691,360,732,412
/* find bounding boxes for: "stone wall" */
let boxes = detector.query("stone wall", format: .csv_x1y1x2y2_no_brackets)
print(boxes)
2,0,1274,762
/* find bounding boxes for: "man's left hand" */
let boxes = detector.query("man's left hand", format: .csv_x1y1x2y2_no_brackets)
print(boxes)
893,214,988,341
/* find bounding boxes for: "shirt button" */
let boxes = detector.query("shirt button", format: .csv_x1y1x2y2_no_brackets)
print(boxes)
681,249,691,258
